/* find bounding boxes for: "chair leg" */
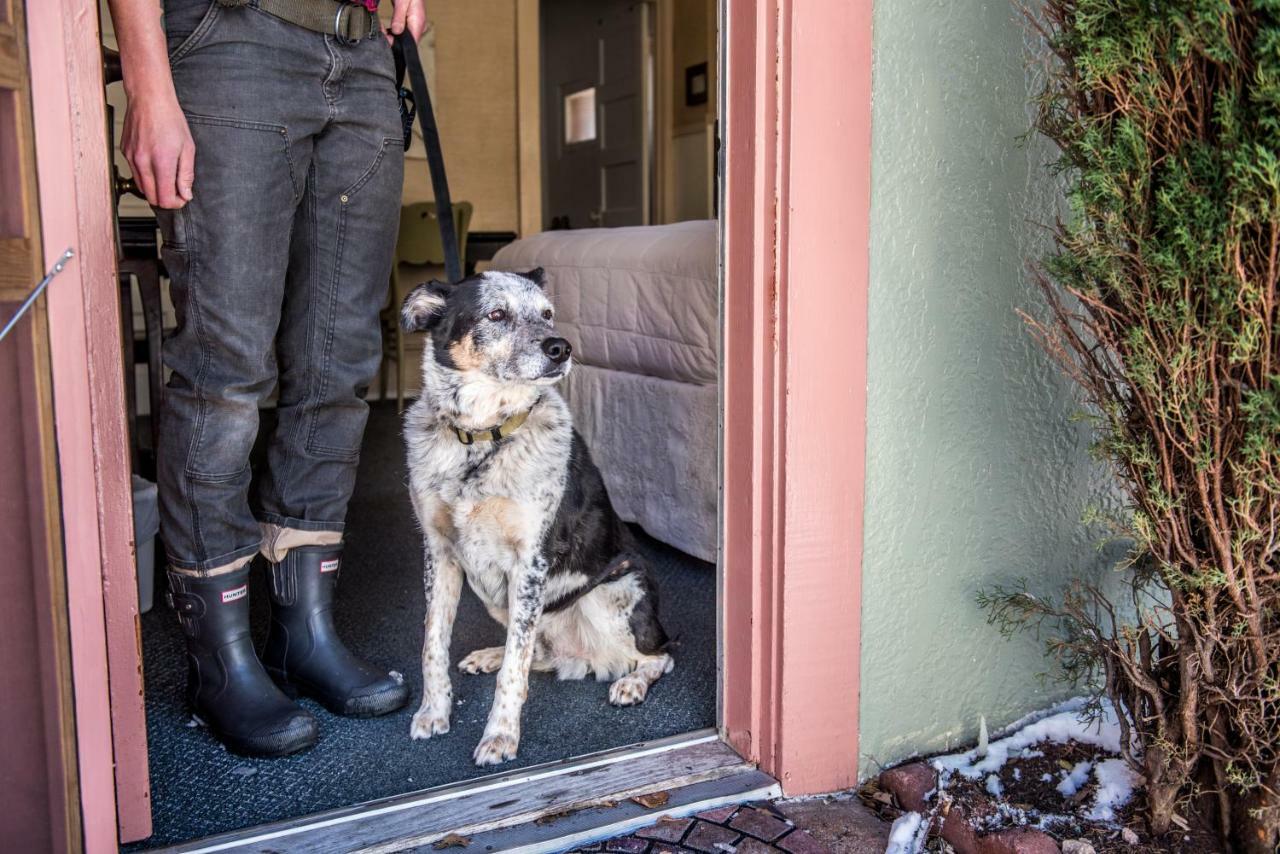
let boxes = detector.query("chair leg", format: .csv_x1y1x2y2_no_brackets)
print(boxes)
379,328,390,403
137,263,165,457
396,325,407,414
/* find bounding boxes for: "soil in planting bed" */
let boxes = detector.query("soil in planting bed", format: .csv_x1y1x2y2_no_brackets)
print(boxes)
867,740,1225,854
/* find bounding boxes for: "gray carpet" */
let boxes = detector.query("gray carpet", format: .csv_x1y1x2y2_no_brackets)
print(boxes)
126,402,715,849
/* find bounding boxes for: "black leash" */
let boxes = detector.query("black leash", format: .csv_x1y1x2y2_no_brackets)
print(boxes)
393,30,463,284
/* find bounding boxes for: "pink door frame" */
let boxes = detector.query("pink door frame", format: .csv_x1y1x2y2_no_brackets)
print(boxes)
29,0,872,847
720,0,871,795
27,0,152,848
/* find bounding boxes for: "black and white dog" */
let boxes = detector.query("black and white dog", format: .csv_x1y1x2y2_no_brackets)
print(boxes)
400,269,673,766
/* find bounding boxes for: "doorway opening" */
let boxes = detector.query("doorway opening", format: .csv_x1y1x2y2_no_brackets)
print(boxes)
107,0,727,848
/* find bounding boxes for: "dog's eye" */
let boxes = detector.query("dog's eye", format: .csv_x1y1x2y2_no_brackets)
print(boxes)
542,309,553,320
487,309,507,322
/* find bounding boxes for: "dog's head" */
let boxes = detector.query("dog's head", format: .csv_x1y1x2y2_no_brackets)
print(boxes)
400,268,572,385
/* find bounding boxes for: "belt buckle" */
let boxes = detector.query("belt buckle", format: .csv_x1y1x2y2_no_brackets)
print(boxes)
333,4,367,45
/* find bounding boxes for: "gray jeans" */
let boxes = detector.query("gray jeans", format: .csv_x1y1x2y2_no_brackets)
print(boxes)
157,1,403,574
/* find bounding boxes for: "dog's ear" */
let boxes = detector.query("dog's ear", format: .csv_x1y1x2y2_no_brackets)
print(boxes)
401,280,451,332
523,267,547,289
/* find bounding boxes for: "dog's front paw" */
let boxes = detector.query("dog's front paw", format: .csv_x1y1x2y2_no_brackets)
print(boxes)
608,674,650,706
458,647,505,674
409,703,451,740
473,731,519,766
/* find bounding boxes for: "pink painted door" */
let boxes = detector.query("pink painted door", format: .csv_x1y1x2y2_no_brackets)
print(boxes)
28,0,152,847
0,1,80,849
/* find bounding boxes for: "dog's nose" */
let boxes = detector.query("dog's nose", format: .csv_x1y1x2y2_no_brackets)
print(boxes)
541,337,572,364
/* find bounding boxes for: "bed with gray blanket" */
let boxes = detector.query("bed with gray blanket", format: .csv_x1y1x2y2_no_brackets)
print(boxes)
491,220,718,562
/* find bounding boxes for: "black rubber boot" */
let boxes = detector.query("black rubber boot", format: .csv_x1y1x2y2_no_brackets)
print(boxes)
167,568,319,757
262,545,409,717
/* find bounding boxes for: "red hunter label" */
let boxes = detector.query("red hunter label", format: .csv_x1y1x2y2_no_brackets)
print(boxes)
221,584,247,604
320,558,340,573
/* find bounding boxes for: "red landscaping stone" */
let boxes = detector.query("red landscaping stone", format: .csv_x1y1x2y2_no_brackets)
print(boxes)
941,803,981,853
974,828,1060,854
878,762,937,813
636,818,692,844
683,820,741,853
730,807,792,842
777,828,829,854
922,796,1058,854
604,838,650,853
695,805,739,823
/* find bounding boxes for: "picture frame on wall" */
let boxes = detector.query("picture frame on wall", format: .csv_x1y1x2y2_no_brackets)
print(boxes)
686,61,708,107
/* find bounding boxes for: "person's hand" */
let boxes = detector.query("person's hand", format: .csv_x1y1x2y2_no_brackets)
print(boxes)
387,0,426,44
121,88,196,210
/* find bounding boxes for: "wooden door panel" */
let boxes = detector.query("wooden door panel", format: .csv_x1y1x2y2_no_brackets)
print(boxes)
541,0,647,229
0,1,80,851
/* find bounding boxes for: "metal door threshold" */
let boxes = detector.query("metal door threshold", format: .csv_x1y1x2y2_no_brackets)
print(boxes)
153,730,774,854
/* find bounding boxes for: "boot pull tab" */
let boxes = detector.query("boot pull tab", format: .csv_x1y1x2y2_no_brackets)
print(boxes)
270,560,298,607
167,590,206,618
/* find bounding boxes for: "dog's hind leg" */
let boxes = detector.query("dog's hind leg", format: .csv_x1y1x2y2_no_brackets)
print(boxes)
608,653,674,706
460,643,556,674
410,536,463,741
458,646,504,674
608,567,673,706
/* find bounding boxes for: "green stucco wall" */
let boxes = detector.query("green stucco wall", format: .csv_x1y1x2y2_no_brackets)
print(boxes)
858,0,1113,777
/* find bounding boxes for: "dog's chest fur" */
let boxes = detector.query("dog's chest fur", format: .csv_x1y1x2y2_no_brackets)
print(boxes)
405,393,572,612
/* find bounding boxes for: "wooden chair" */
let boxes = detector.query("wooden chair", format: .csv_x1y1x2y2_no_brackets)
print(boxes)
381,201,472,412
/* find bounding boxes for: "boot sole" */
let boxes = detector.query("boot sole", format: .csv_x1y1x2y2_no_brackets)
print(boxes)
273,674,410,719
192,713,319,758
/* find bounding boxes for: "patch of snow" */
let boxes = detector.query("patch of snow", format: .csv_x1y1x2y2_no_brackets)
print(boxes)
992,696,1092,740
1035,813,1077,832
1056,760,1093,797
1041,773,1053,783
885,811,928,854
1087,758,1141,822
1012,767,1022,781
1020,749,1044,759
989,801,1031,829
931,701,1124,780
986,774,1004,798
389,670,405,684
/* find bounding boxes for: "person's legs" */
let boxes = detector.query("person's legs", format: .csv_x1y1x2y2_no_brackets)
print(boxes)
255,23,408,716
156,1,332,755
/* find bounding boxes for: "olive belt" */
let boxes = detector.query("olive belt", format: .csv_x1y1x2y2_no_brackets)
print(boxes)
216,0,379,43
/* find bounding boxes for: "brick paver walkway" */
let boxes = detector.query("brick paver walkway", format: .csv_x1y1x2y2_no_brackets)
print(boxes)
573,802,830,854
